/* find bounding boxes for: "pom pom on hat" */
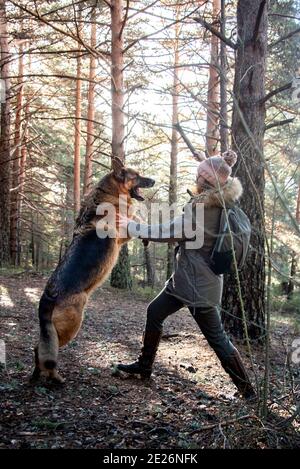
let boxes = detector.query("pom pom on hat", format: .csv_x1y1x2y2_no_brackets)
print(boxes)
222,150,237,167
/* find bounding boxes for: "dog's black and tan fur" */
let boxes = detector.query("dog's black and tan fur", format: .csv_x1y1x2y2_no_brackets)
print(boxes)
31,157,155,384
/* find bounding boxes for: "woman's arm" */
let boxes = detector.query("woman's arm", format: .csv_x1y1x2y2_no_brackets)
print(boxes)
127,214,190,243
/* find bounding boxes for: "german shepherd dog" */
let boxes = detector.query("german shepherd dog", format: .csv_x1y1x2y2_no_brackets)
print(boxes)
31,157,155,384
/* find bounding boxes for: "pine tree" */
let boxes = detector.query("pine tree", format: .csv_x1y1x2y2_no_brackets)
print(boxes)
0,0,11,266
110,0,132,289
222,0,268,341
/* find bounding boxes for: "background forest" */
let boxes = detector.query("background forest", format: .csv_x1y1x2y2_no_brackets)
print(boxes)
0,0,300,450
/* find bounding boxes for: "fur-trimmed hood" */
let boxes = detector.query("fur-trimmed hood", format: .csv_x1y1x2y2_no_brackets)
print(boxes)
190,177,243,208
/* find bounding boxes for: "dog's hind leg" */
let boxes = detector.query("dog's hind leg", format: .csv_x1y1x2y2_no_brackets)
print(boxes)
49,294,87,381
33,291,63,383
32,293,87,384
53,294,87,347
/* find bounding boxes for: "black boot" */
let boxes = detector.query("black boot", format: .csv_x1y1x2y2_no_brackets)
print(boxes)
221,349,256,399
117,330,162,379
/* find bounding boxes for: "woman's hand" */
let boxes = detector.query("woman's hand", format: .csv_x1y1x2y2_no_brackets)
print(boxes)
116,213,131,232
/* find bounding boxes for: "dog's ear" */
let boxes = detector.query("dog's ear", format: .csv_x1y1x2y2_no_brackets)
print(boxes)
112,156,125,180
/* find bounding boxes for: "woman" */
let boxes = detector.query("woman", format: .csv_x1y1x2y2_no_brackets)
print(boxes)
117,150,255,399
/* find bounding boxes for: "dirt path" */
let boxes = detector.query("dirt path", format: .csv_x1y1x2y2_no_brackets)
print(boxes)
0,273,299,449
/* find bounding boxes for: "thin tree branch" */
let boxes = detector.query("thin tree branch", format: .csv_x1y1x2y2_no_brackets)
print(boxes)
120,0,129,40
39,0,87,18
260,81,293,104
91,159,111,170
265,118,295,131
193,17,237,50
252,0,267,42
127,0,160,21
269,13,300,20
7,73,106,85
102,0,112,8
174,123,206,162
8,0,110,61
124,5,202,53
189,414,259,434
269,26,300,48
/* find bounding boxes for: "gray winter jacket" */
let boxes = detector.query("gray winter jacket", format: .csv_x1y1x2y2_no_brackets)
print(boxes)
128,177,243,308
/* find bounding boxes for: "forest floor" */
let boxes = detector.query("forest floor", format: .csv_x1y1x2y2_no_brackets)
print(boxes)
0,272,300,449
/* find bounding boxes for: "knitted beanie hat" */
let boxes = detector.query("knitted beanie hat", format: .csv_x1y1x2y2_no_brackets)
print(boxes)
196,150,238,188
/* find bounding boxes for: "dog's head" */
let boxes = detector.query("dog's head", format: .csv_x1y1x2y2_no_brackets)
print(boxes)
111,157,155,201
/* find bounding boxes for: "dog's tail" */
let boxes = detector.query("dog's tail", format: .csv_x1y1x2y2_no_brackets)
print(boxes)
38,291,59,371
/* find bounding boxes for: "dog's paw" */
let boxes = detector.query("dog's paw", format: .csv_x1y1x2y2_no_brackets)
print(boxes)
50,372,65,385
29,368,41,386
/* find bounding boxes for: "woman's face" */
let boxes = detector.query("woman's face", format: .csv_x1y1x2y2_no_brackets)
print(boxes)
196,175,215,192
196,175,207,191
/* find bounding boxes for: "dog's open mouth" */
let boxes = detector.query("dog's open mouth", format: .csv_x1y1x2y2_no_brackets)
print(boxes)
130,186,145,201
130,177,155,201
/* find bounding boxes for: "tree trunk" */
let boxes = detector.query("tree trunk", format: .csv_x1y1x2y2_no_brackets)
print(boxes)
222,0,268,342
167,18,180,280
287,251,297,299
111,243,132,289
18,55,29,266
10,42,24,265
144,242,155,287
74,9,82,215
110,0,131,289
219,0,228,153
110,0,125,160
0,0,11,266
206,0,220,156
287,181,300,299
64,166,74,253
83,9,97,196
296,179,300,224
30,211,35,267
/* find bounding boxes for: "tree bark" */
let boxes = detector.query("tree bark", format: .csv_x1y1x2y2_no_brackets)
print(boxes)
222,0,268,342
17,74,29,265
74,8,82,214
287,251,297,299
296,180,300,224
111,0,125,160
64,166,74,254
167,17,180,280
0,0,11,266
83,8,97,196
10,42,24,265
206,0,221,156
110,0,132,289
219,0,228,153
287,181,300,298
144,241,155,287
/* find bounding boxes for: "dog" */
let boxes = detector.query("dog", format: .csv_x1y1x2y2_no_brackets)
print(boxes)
31,157,155,384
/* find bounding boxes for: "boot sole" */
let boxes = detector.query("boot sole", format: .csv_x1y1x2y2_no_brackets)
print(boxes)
116,365,152,379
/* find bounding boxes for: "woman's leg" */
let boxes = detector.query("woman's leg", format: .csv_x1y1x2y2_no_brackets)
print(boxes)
117,289,183,377
189,306,255,398
145,288,184,333
189,306,235,360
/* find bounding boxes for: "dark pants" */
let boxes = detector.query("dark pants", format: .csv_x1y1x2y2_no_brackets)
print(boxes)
145,288,235,362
